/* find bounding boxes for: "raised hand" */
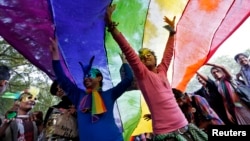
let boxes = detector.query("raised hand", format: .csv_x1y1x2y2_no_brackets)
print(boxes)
49,37,60,60
105,4,119,32
163,16,176,35
164,16,176,29
105,4,116,25
143,114,152,121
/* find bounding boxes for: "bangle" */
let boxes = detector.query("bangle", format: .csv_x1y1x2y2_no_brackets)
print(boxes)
107,21,119,32
163,25,176,36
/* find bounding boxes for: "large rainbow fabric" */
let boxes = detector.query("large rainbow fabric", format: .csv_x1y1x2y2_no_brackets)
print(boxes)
0,0,250,140
172,0,250,91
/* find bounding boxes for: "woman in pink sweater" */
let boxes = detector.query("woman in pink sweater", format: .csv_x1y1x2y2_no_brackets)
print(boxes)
105,5,207,141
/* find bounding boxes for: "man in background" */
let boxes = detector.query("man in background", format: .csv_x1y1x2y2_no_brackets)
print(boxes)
0,65,11,95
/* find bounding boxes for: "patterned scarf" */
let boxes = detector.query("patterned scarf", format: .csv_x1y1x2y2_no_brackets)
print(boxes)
79,88,107,122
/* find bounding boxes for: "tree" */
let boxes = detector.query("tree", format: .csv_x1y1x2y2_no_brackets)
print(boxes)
0,37,57,115
186,51,250,93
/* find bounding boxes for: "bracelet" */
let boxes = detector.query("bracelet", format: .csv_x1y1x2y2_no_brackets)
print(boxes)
163,25,176,36
107,21,119,32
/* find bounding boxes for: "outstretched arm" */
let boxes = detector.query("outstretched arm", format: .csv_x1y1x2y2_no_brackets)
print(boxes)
158,16,176,72
105,5,146,79
49,38,60,60
206,63,232,79
112,53,133,100
105,5,120,37
49,38,80,106
196,72,208,81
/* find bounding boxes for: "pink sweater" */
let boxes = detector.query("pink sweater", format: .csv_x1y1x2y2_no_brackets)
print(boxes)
113,32,188,134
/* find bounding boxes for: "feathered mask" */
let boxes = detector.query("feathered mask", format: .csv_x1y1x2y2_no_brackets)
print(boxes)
2,86,40,102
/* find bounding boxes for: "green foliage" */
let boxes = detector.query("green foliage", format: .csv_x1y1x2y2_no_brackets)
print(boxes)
0,37,58,117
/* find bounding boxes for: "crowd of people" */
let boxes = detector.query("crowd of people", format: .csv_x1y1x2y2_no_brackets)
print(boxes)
0,4,250,141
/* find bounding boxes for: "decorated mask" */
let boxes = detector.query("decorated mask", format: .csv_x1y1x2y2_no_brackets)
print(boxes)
85,68,101,79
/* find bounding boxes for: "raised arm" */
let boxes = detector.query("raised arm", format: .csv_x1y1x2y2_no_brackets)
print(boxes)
49,37,60,60
112,53,133,100
158,16,176,72
196,72,208,81
206,63,232,80
105,4,120,37
105,5,147,79
49,38,80,106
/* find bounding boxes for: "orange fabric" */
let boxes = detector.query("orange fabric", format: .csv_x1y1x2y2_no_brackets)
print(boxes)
172,0,250,91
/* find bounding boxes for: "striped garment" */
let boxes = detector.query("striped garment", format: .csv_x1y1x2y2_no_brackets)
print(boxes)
153,123,208,141
191,95,225,126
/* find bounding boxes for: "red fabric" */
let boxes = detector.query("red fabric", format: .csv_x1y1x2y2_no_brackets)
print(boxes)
207,0,250,59
172,0,250,91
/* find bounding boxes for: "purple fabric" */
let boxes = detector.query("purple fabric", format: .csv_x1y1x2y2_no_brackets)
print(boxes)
0,0,63,80
0,0,122,134
48,0,123,131
49,0,113,90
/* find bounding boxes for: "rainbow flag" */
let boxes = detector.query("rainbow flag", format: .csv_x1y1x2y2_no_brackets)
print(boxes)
0,0,249,140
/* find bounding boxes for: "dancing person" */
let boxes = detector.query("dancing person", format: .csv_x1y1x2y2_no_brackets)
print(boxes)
50,37,133,141
193,72,231,125
106,4,207,141
206,63,250,125
0,87,43,141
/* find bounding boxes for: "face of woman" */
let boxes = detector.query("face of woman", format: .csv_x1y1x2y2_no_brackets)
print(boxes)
211,68,224,80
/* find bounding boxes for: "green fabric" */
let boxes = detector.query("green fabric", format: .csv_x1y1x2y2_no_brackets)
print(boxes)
153,123,208,141
105,0,150,141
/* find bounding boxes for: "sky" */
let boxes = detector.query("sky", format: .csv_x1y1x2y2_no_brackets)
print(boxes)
210,16,250,61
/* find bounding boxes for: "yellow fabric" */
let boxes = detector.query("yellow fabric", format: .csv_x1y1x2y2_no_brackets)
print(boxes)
143,0,188,84
91,90,107,114
132,95,152,136
131,0,188,136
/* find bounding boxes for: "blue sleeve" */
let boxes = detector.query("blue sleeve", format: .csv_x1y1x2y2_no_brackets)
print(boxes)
111,63,133,100
52,60,83,106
